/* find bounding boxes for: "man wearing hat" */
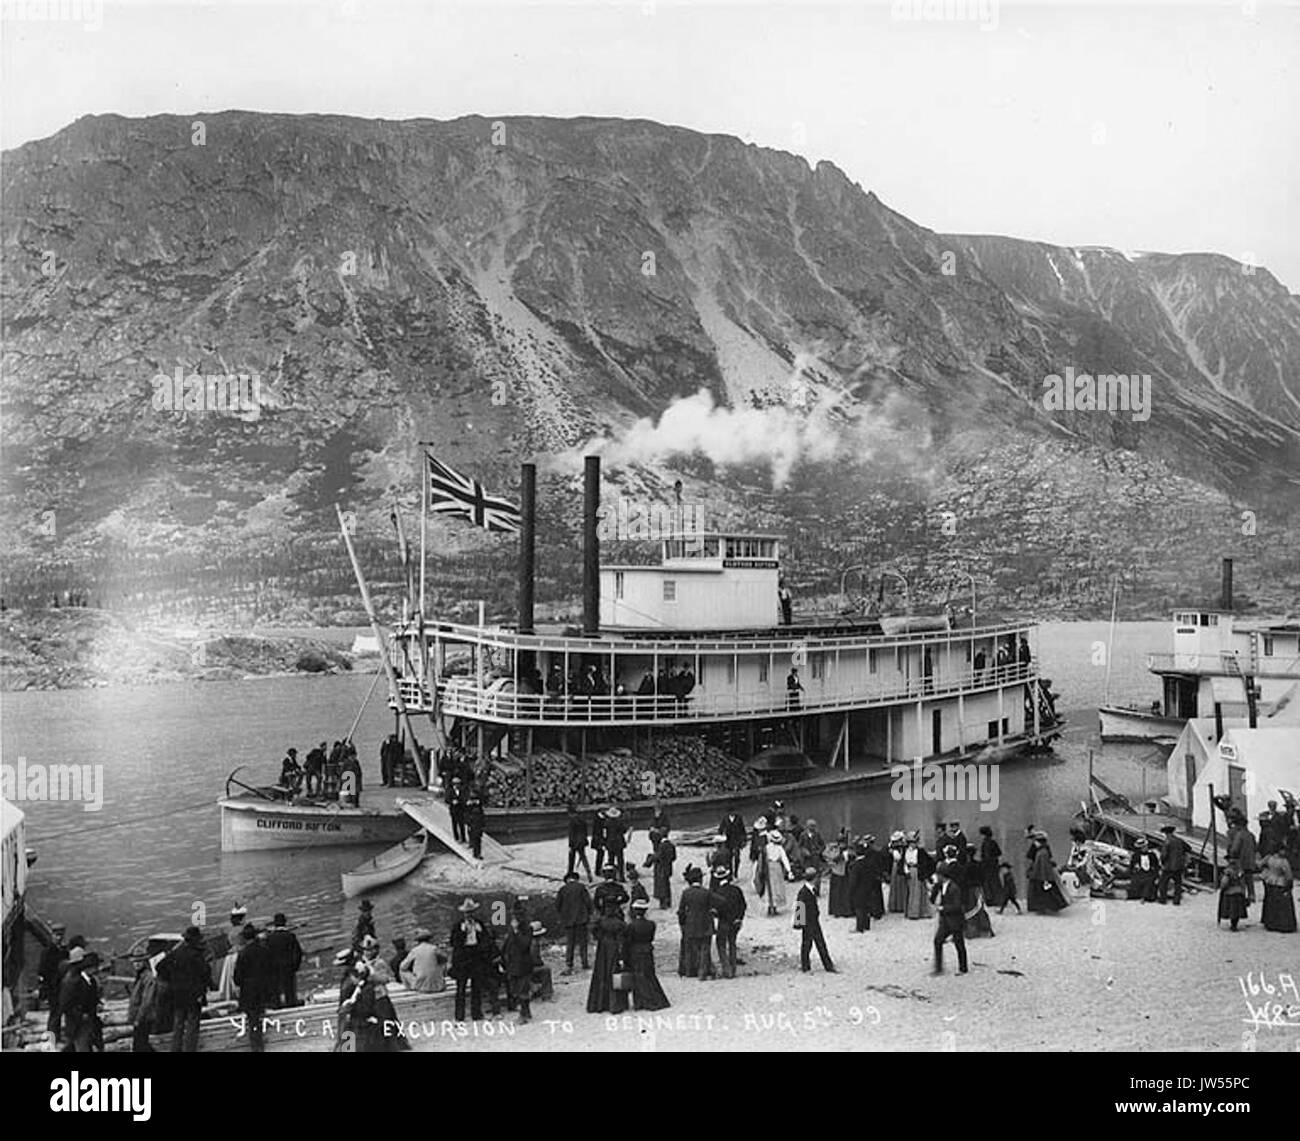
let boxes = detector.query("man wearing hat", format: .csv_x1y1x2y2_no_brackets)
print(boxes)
527,920,553,1002
848,836,884,932
59,949,103,1053
626,864,650,912
566,802,593,880
604,807,627,881
465,794,486,859
711,868,746,979
591,807,608,877
501,916,536,1024
38,923,69,1039
718,807,747,877
157,926,214,1052
234,925,275,1052
930,862,968,975
555,871,594,973
677,866,717,979
352,899,376,951
1127,837,1160,902
450,899,488,1021
266,912,304,1008
450,777,469,844
280,747,304,795
795,867,837,974
127,950,160,1052
1156,825,1189,905
594,864,630,916
647,828,677,910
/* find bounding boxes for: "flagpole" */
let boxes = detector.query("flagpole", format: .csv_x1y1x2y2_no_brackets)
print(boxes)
419,444,428,618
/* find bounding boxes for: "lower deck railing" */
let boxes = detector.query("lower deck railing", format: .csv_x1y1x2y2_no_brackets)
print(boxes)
394,662,1038,725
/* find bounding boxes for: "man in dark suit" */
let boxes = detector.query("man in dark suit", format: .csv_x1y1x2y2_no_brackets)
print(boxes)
711,869,747,979
450,899,488,1021
931,863,968,975
593,865,630,917
554,871,593,972
265,912,304,1007
59,950,103,1052
157,925,213,1052
233,926,275,1052
795,867,837,973
677,867,717,980
719,809,747,877
591,809,608,876
603,808,627,881
566,803,592,880
847,839,880,932
1156,824,1189,905
38,924,69,1041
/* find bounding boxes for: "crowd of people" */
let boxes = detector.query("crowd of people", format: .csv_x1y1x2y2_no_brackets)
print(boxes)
38,790,1295,1054
1216,797,1298,934
277,740,365,804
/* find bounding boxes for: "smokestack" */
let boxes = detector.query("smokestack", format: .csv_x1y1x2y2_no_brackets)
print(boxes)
583,455,600,636
518,463,536,635
1221,557,1233,611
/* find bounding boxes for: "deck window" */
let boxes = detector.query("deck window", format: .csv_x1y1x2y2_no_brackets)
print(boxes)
987,720,998,740
663,579,677,602
759,660,769,684
1263,635,1274,657
615,571,624,600
869,649,877,674
811,653,824,680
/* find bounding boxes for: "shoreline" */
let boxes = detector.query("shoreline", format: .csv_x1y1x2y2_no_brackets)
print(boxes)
285,872,1299,1053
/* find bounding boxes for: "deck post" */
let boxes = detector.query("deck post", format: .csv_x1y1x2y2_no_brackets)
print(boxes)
886,709,892,764
1208,782,1218,883
957,692,965,754
997,685,1004,743
914,699,923,762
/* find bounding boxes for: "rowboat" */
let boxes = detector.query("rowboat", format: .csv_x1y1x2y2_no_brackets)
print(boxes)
341,830,426,898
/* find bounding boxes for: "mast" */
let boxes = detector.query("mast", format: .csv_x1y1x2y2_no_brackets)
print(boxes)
1102,575,1119,706
336,503,430,788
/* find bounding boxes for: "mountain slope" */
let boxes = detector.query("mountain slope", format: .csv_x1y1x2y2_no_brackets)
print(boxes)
2,112,1297,623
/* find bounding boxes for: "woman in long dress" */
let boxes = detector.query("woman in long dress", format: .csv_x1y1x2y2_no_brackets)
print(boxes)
1260,851,1297,933
904,834,933,919
1027,838,1068,913
1218,861,1249,931
887,832,908,914
827,835,853,919
977,826,1003,907
750,818,769,901
586,904,630,1014
960,848,995,938
622,900,670,1010
764,830,792,915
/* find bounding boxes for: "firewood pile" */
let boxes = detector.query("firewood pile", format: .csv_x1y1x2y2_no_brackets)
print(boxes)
484,736,759,807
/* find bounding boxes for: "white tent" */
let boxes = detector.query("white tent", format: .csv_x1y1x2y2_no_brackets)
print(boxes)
1184,726,1300,831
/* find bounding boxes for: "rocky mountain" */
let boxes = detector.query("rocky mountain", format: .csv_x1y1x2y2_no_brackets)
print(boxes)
2,111,1297,630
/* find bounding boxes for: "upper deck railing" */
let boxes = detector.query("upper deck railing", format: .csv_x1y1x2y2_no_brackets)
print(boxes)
395,660,1038,726
410,617,1034,658
1148,652,1300,677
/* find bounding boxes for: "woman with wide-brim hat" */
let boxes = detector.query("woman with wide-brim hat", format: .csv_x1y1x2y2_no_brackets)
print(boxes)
887,831,909,914
764,829,792,914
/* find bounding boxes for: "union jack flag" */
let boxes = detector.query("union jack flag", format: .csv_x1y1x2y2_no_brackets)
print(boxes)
426,453,521,534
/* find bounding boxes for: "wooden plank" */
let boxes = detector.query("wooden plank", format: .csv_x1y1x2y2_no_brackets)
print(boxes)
396,796,511,866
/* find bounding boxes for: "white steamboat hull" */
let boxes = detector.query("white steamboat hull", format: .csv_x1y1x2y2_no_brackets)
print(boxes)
1098,705,1185,742
219,798,415,853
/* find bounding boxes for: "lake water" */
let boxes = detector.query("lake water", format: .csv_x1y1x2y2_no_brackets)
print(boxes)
1,620,1172,985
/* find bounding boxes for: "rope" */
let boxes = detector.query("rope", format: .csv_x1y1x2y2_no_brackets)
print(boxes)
34,798,213,841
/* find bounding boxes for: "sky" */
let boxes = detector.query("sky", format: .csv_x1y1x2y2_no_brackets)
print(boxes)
2,0,1298,291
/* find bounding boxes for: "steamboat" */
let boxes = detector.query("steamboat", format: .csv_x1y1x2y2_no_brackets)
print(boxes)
220,456,1063,856
1099,558,1300,742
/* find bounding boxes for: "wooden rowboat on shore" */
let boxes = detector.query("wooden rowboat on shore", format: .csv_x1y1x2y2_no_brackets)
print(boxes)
341,830,426,898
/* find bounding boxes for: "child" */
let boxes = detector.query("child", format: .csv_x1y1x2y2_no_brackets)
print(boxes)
1218,860,1248,932
997,861,1021,913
